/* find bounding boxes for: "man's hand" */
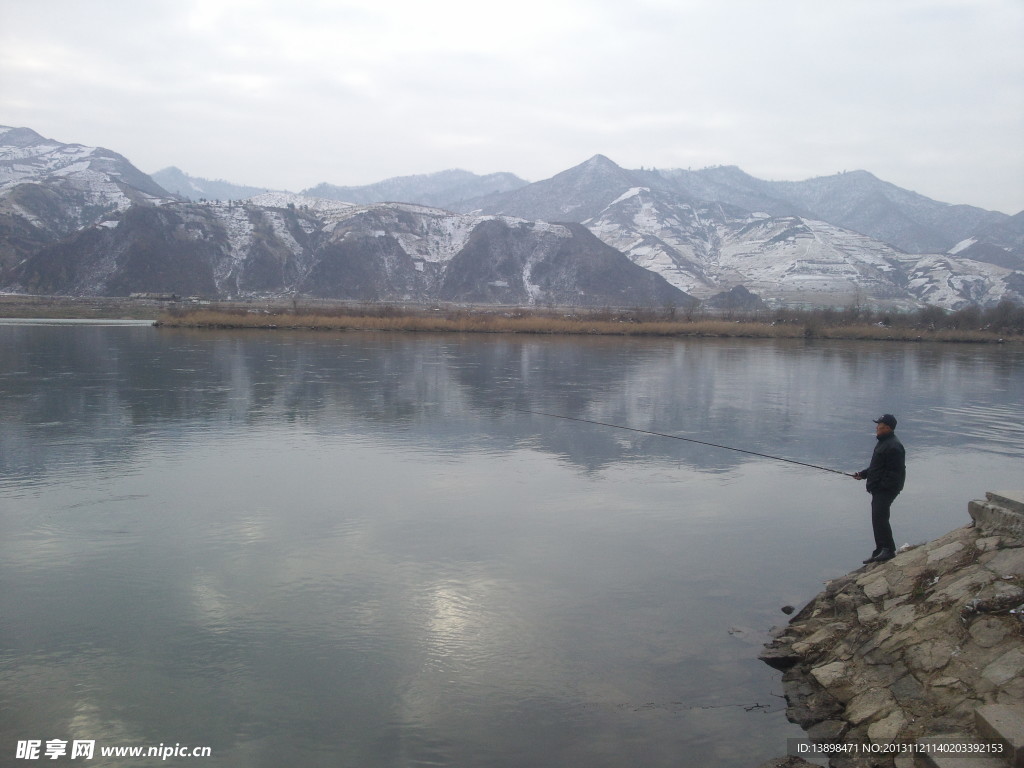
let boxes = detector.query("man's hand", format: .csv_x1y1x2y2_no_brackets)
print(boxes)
852,472,864,480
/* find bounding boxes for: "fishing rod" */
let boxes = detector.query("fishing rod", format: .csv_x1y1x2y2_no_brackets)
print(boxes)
516,409,852,476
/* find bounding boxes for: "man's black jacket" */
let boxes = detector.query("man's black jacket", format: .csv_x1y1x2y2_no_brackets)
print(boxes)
861,432,906,495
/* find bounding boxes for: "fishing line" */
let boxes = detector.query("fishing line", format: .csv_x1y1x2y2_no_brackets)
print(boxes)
516,409,851,476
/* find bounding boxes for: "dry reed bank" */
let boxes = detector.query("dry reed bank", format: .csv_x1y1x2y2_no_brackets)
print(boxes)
157,303,1024,343
0,294,164,320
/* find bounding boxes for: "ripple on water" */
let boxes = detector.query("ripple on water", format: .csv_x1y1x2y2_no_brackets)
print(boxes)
930,404,1024,457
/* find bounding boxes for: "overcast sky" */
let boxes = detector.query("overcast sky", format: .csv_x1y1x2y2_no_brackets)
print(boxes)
2,0,1022,213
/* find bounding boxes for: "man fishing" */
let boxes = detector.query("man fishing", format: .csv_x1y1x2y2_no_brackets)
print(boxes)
852,414,906,564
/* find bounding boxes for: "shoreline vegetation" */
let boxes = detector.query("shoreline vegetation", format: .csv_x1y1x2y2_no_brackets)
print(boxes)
2,294,1022,342
157,300,1024,343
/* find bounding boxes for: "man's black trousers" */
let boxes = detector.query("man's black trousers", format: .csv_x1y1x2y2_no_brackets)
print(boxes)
870,491,898,553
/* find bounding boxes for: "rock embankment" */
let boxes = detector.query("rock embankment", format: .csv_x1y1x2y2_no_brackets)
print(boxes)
759,491,1024,768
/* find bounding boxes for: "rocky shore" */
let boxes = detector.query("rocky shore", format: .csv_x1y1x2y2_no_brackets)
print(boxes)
758,491,1024,768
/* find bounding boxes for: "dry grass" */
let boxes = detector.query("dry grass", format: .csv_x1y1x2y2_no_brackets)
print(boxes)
0,294,163,320
156,308,1021,343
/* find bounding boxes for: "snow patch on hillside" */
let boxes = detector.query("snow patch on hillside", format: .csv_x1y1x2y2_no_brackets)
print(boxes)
246,192,356,213
391,213,481,263
265,210,305,254
513,218,572,238
904,254,1013,308
948,237,978,255
608,187,648,207
210,206,255,290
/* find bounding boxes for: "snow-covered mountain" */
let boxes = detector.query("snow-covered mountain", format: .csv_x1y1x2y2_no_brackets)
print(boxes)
2,126,1021,309
0,126,169,270
0,127,167,200
10,196,688,306
0,128,687,305
586,187,907,305
947,211,1024,270
462,154,646,223
639,166,1010,255
464,156,1024,309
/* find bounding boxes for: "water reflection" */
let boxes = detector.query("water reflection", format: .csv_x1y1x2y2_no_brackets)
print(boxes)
3,327,1022,480
1,326,1022,768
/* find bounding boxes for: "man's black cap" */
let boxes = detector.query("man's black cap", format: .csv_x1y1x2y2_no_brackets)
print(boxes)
874,414,897,429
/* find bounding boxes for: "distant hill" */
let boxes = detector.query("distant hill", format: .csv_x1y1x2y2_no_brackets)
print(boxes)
152,165,530,211
704,168,1004,254
150,166,278,201
947,211,1024,270
463,159,1012,256
458,154,645,223
302,168,528,210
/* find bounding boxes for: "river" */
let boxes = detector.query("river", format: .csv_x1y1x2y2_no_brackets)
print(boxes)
2,323,1022,767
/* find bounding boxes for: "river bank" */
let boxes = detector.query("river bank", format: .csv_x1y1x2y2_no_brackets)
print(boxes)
156,306,1022,343
758,491,1024,768
0,294,165,320
2,295,1021,341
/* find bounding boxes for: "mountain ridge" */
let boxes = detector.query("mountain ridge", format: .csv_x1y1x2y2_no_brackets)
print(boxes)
147,149,1018,257
1,126,1021,309
464,156,1014,255
8,198,692,307
150,166,277,202
0,126,170,271
152,165,531,211
457,155,1022,308
302,168,529,210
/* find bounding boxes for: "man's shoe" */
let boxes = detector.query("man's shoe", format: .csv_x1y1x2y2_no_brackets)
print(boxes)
874,548,896,562
863,550,881,564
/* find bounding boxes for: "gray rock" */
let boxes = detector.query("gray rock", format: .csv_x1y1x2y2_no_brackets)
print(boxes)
968,617,1011,648
761,491,1024,762
845,688,897,725
981,647,1024,687
806,719,847,743
982,547,1024,579
759,645,803,671
756,757,819,768
927,541,966,564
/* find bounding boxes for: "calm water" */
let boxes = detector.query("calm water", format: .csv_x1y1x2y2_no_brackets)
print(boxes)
2,324,1022,767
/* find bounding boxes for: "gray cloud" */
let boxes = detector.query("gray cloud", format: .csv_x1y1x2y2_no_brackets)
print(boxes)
1,0,1021,212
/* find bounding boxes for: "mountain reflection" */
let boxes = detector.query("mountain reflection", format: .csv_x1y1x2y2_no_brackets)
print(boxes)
2,325,1022,484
